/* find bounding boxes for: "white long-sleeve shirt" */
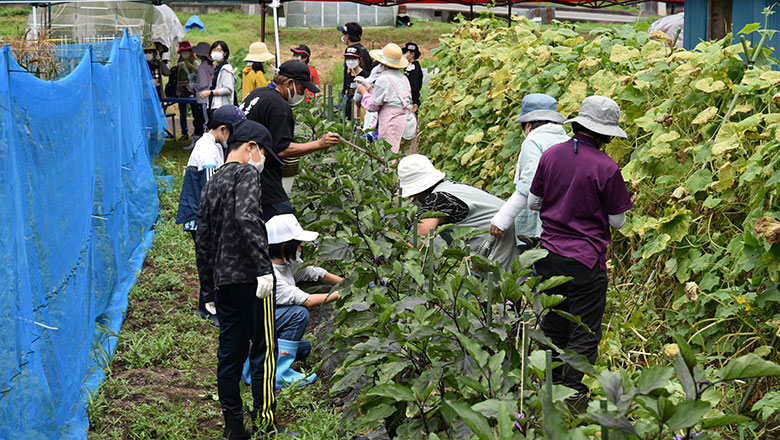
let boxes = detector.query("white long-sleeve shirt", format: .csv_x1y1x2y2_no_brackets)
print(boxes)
273,262,328,306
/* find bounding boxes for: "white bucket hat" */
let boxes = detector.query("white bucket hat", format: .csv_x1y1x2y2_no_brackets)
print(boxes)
565,95,627,138
266,214,319,244
398,154,446,197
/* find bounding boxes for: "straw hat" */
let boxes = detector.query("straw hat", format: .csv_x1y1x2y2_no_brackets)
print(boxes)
370,43,409,69
565,96,627,138
397,154,446,197
244,42,275,63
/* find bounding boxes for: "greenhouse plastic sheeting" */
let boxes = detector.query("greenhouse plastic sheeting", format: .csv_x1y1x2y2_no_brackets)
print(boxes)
0,30,167,438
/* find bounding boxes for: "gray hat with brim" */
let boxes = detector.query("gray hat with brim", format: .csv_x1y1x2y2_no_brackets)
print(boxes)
565,95,627,138
514,93,565,124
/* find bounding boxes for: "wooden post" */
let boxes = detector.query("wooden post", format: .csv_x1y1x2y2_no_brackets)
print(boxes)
507,1,512,26
260,2,266,43
708,0,733,41
486,272,493,326
469,0,474,20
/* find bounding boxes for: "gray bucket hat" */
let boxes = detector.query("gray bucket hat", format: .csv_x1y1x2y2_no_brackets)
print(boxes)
565,95,627,138
514,93,565,124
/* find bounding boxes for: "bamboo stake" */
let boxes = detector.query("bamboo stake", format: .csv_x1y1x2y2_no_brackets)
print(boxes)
338,135,385,163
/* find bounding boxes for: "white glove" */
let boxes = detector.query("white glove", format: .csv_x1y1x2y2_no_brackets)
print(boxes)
256,274,274,299
355,76,371,90
205,302,216,315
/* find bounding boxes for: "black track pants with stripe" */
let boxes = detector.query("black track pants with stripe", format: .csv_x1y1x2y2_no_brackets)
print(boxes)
215,283,277,424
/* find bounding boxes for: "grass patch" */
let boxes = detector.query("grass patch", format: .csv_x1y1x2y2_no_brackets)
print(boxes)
0,7,29,39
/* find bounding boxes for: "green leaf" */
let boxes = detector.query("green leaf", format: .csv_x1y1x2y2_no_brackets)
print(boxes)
700,414,750,428
673,354,697,400
540,388,571,439
537,276,573,292
404,261,425,286
366,383,416,402
641,233,671,258
585,410,637,434
686,168,713,194
637,365,675,395
718,353,780,380
331,365,366,393
458,375,489,395
319,238,353,261
597,370,625,405
552,310,594,334
666,400,711,432
471,399,517,419
444,399,494,440
455,332,490,368
673,334,697,368
737,22,761,35
516,248,548,269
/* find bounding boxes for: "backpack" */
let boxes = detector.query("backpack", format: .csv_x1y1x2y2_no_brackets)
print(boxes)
165,65,179,98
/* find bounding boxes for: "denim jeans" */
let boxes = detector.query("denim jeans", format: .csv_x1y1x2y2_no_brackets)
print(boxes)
275,304,311,362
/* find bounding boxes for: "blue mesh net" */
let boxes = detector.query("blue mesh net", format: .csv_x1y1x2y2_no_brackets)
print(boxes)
55,41,115,77
0,31,167,438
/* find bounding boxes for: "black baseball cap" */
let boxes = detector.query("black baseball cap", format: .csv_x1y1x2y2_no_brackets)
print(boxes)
212,105,246,126
337,22,362,40
344,46,360,58
228,120,283,167
402,42,421,58
278,60,320,94
290,45,311,57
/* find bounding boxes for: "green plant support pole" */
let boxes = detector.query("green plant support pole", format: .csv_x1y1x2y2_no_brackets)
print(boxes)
327,85,333,121
427,228,436,293
412,219,418,249
738,333,778,413
601,399,609,440
486,272,494,326
545,350,552,397
521,312,530,394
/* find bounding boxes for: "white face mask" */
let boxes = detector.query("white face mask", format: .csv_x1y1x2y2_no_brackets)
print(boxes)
211,51,224,63
286,83,305,107
293,55,302,61
145,53,154,61
286,249,303,265
248,148,266,173
217,127,229,148
345,59,359,69
341,35,348,45
403,52,413,61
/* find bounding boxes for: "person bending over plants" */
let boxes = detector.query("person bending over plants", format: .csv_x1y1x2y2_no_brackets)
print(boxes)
528,95,633,408
397,154,518,271
241,213,343,389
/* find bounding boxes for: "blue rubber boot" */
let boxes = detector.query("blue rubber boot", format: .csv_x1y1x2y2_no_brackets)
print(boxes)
276,339,316,389
241,357,251,386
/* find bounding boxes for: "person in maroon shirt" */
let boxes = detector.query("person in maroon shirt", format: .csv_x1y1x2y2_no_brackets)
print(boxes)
528,95,633,400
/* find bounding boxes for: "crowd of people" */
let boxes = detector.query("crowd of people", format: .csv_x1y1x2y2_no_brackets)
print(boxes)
163,21,632,439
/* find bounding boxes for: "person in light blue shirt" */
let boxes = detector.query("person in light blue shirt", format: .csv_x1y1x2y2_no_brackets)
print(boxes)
490,94,570,247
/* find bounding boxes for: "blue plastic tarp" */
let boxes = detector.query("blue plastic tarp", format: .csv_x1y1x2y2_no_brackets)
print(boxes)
0,30,167,438
184,14,206,32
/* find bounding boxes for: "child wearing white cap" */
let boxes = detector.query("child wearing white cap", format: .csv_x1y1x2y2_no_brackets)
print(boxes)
242,213,343,389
